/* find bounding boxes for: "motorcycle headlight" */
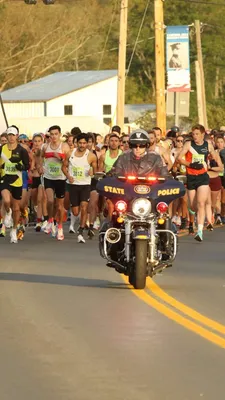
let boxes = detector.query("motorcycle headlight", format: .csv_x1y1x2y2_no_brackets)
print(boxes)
132,198,151,217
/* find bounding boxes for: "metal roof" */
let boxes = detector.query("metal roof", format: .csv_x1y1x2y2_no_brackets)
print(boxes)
1,70,118,103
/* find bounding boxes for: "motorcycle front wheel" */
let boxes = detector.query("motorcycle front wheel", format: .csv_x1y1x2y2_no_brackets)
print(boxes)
132,239,147,289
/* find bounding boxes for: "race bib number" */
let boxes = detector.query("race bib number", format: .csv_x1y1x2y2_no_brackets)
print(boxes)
180,164,186,174
71,166,84,179
48,162,61,177
192,154,204,164
5,162,17,175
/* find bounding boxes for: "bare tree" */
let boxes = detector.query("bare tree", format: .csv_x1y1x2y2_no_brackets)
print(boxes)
0,0,109,90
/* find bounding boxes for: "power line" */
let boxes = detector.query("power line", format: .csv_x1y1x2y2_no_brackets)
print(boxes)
125,0,151,79
72,36,155,63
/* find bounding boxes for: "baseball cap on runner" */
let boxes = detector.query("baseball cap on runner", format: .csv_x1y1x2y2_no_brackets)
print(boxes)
111,125,121,135
18,134,29,140
6,127,18,135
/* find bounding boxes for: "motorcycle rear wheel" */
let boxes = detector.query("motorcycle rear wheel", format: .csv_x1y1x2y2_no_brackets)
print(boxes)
133,240,147,289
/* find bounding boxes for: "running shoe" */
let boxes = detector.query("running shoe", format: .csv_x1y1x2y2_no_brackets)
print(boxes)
194,230,203,242
88,228,95,239
51,224,57,238
206,223,214,231
215,216,222,225
172,215,181,226
77,234,85,243
180,218,187,230
35,222,42,232
69,225,76,233
0,223,6,237
43,222,52,234
188,225,194,235
57,228,64,241
41,220,48,231
93,217,100,230
4,209,13,228
22,209,29,226
172,215,178,224
176,216,181,226
17,224,25,241
10,229,18,244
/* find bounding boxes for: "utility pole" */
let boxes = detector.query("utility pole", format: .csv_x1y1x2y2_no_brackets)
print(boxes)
195,60,204,125
116,0,128,130
154,0,166,135
195,20,208,129
174,92,180,127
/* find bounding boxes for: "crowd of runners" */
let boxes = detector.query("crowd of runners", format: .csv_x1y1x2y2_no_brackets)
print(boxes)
0,123,225,244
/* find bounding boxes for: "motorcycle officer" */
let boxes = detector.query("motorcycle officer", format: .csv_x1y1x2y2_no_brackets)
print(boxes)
111,129,169,177
99,129,175,270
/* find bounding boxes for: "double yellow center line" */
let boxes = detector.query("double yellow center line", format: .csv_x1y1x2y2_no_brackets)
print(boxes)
122,275,225,349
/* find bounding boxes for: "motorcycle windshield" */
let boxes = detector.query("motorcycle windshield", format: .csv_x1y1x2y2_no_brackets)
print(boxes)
96,176,186,205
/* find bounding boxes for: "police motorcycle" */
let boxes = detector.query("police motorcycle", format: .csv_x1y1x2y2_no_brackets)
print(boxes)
96,173,185,290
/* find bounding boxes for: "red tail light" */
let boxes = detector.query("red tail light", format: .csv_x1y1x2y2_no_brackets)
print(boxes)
115,200,127,213
127,175,136,181
156,202,168,214
147,176,157,182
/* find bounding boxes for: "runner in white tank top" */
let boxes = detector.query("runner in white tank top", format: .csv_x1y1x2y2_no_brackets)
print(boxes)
44,142,66,181
40,125,70,241
62,133,97,243
148,130,173,171
67,148,92,185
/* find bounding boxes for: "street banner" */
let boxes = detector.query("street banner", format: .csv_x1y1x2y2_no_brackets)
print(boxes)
166,25,190,92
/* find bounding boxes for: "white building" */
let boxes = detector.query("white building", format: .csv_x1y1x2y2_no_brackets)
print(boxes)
1,70,118,135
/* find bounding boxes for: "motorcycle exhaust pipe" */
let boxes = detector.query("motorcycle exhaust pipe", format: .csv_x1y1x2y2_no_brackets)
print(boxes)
105,228,121,244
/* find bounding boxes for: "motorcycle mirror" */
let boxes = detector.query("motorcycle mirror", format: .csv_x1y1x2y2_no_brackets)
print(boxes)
94,172,106,180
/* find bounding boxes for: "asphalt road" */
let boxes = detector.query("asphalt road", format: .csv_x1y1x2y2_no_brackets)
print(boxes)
0,226,225,400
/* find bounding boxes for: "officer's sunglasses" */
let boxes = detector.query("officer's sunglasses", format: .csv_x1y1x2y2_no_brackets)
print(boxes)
130,143,146,149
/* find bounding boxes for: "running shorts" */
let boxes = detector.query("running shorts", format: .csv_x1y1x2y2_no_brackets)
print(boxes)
32,177,42,189
44,178,66,199
186,173,209,191
209,176,222,192
68,184,91,207
0,181,22,200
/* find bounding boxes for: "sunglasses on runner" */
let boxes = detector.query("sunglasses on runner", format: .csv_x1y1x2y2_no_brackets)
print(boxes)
176,139,183,143
122,140,129,144
130,143,146,149
19,140,29,144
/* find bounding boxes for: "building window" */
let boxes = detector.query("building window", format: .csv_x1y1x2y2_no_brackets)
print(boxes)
103,105,112,115
124,117,129,124
103,118,111,126
64,105,73,115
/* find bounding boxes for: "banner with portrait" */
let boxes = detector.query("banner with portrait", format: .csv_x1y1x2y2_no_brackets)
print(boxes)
166,26,190,92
